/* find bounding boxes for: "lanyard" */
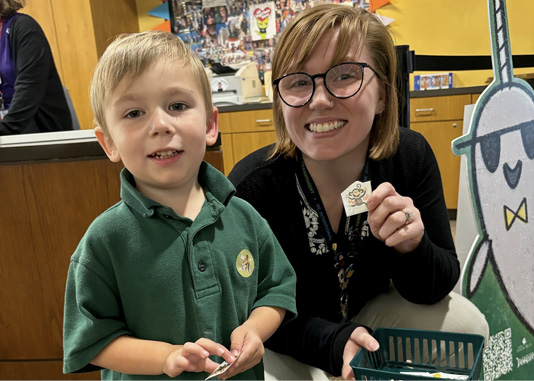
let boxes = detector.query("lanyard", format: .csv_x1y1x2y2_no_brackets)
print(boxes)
296,153,369,317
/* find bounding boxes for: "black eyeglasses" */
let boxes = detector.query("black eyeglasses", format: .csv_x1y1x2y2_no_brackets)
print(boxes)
272,62,380,108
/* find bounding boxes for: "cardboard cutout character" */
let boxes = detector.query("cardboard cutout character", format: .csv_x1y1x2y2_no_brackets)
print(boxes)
453,0,534,378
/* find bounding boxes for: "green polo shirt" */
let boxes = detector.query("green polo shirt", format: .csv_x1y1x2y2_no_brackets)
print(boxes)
63,162,297,380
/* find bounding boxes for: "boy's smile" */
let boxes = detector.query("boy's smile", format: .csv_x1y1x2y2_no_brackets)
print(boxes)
95,59,218,201
148,149,182,160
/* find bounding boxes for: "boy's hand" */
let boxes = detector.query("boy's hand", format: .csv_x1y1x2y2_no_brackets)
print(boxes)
219,324,264,379
163,338,235,378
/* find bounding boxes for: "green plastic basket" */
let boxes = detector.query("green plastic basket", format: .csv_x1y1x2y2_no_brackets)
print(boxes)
350,328,484,380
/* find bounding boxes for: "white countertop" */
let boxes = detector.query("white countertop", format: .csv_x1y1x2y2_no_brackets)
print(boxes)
0,129,221,164
0,129,96,148
0,129,105,163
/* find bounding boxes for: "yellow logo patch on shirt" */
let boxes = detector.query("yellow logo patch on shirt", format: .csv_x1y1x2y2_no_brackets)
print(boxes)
236,249,254,278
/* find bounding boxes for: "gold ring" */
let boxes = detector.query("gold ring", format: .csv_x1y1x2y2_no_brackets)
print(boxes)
403,209,413,225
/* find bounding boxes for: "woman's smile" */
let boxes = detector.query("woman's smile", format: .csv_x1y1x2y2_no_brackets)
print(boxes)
307,120,346,133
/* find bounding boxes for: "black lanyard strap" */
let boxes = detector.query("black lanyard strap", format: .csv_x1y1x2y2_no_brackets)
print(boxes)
295,153,370,317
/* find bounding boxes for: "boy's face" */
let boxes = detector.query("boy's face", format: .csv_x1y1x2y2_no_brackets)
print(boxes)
95,60,218,198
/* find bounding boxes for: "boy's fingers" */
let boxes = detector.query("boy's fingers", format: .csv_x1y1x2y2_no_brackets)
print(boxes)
173,355,189,369
181,342,210,359
195,338,235,361
229,329,245,357
221,349,237,364
203,358,220,374
219,354,243,380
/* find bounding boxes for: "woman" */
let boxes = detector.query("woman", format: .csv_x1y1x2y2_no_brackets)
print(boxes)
0,0,72,135
228,4,488,380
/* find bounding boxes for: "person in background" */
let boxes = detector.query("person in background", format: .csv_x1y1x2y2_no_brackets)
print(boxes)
0,0,72,135
228,4,489,380
62,31,296,380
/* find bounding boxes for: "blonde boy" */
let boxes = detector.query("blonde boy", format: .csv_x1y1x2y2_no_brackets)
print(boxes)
63,31,296,380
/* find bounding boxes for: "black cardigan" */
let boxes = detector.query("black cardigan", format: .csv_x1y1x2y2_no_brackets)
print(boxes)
228,127,459,376
0,13,72,135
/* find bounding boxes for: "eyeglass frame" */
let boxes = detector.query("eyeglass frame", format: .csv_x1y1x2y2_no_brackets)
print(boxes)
272,62,381,108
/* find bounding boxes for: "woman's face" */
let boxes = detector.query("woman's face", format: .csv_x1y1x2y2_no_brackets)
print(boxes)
281,29,385,164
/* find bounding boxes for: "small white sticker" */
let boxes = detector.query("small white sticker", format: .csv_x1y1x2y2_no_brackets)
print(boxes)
341,180,372,217
205,353,240,380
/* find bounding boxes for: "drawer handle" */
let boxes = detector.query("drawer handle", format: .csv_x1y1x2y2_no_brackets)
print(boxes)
256,119,272,126
415,108,435,114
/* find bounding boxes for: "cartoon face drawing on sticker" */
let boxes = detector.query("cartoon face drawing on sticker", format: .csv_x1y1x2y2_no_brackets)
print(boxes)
346,184,367,207
453,0,534,334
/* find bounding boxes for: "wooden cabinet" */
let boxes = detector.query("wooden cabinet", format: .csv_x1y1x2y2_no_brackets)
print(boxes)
219,109,276,175
0,159,121,380
0,142,223,380
410,94,472,210
22,0,139,131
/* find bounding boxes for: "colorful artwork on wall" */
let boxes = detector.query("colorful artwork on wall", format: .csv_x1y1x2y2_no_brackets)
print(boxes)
167,0,382,82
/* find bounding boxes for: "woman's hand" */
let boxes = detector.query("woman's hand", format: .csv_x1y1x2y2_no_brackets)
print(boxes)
341,327,379,380
163,338,235,378
366,182,424,254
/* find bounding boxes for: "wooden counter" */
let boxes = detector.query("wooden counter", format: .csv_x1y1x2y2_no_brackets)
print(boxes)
0,130,223,380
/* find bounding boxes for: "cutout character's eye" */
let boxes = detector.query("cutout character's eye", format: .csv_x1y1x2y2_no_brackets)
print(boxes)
480,133,500,173
520,121,534,160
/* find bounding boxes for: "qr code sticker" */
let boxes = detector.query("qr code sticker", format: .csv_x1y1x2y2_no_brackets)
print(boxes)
483,328,513,380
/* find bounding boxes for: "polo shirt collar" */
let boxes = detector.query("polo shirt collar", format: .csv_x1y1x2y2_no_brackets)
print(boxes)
119,162,235,218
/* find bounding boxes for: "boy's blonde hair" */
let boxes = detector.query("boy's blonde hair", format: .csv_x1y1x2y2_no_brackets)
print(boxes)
270,4,399,160
90,31,213,134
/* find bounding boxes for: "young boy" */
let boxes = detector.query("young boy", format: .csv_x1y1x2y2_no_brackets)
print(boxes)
62,31,297,380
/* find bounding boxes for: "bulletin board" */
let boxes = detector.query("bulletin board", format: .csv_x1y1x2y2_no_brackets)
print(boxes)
168,0,370,81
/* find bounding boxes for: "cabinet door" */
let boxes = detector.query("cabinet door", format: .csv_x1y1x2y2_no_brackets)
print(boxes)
0,361,98,380
411,94,471,123
223,109,276,175
231,131,276,166
411,120,463,209
0,159,123,380
229,109,275,133
218,113,234,175
221,133,234,176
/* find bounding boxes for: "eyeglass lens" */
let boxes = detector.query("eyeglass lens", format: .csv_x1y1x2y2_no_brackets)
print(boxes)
277,63,365,107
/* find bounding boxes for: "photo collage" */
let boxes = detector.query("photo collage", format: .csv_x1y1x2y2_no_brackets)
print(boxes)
169,0,370,84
